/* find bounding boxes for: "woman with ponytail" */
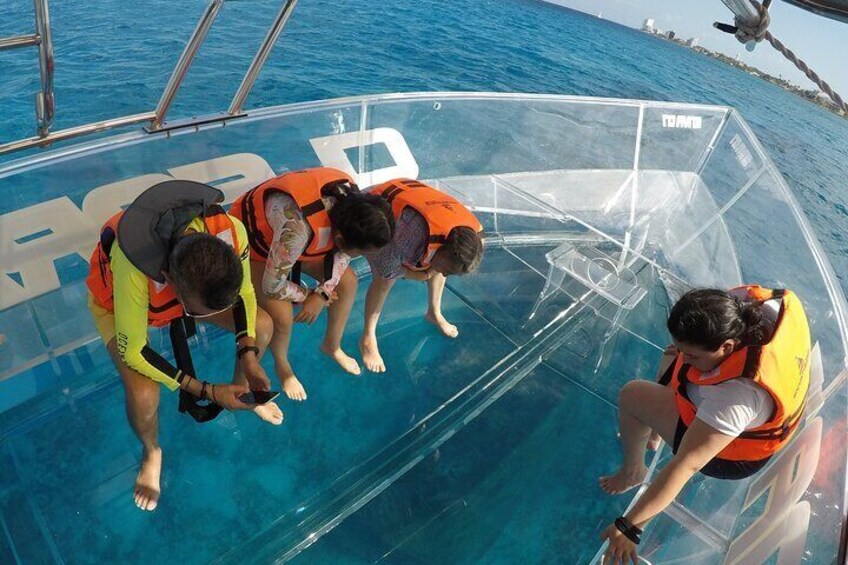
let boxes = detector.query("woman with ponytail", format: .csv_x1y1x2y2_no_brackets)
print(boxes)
597,286,811,564
231,168,395,401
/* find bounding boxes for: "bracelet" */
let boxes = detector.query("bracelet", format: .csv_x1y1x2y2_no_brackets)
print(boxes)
210,384,218,404
237,345,260,360
614,517,642,545
200,380,209,401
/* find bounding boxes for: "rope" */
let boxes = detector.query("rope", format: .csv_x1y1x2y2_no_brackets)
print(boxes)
762,32,848,113
718,0,848,114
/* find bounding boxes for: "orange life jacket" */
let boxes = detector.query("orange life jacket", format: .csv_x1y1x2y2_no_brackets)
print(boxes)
230,167,356,263
670,285,811,462
86,207,240,327
371,179,483,270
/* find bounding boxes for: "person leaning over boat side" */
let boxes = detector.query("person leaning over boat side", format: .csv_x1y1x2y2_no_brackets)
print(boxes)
230,167,395,400
598,286,810,564
359,179,484,373
86,180,281,512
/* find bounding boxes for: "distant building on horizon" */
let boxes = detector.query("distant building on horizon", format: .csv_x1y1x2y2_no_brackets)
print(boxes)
665,30,676,40
686,37,699,48
642,18,655,33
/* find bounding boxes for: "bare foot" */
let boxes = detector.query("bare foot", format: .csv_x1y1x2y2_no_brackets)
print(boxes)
359,336,386,373
252,402,284,425
320,344,362,375
647,432,662,451
280,372,307,402
599,464,649,495
425,311,459,338
134,447,162,512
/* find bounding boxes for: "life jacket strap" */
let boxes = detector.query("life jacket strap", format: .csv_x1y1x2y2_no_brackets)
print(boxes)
170,315,224,423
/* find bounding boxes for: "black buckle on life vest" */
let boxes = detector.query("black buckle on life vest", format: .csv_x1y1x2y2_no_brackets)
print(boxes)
170,316,224,423
382,185,405,204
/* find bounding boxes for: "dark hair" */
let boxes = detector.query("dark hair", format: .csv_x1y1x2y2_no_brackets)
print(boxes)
440,226,484,275
667,289,769,350
169,233,242,310
327,193,395,250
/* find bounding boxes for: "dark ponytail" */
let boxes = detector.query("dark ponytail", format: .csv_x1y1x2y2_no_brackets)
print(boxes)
737,296,768,345
327,190,396,251
667,289,770,350
441,226,484,274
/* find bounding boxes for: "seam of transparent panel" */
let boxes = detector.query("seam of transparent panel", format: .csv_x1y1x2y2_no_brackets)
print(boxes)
0,93,845,564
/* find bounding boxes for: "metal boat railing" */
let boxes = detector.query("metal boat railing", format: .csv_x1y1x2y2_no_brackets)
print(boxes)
0,0,54,139
0,0,300,156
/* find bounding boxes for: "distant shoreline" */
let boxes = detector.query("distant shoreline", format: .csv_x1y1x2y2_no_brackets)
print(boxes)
647,32,847,119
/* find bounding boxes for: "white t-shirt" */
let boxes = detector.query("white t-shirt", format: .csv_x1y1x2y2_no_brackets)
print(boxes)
685,298,780,437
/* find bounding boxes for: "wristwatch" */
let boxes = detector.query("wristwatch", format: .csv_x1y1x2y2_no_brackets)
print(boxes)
315,287,331,304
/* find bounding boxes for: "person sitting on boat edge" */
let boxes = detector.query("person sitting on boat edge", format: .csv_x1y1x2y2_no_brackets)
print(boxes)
86,180,281,512
360,178,484,373
230,167,395,400
598,286,810,564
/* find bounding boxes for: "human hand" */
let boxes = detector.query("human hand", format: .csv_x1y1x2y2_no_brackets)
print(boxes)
294,293,325,324
663,344,678,357
405,268,433,282
323,290,339,306
240,355,271,391
211,383,252,411
600,523,638,565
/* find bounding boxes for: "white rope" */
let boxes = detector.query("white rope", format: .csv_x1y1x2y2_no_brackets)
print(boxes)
729,0,848,113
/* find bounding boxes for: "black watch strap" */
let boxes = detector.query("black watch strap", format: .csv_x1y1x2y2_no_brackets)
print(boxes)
237,345,260,360
614,517,642,544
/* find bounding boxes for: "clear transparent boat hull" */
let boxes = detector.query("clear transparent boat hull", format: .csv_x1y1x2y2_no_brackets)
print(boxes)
0,93,845,564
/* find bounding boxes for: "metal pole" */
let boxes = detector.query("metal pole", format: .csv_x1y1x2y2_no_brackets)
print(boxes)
33,0,54,137
0,34,41,51
150,0,224,130
227,0,299,115
720,0,761,24
0,111,156,156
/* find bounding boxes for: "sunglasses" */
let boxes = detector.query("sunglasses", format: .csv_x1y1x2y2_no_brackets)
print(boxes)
183,304,233,319
175,290,235,319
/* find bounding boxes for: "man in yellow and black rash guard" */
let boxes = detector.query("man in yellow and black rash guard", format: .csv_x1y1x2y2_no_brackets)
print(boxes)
86,180,281,512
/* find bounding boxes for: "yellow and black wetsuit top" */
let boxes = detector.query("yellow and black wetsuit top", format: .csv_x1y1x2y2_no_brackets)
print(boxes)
108,216,256,390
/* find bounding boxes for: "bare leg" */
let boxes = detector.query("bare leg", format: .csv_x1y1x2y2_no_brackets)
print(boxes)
106,338,162,511
248,260,306,402
599,379,679,494
647,350,677,450
359,274,396,373
204,305,284,423
425,273,458,338
205,307,272,387
304,264,361,375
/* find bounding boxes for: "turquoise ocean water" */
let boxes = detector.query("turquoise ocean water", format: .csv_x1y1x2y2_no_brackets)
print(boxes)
1,1,847,563
1,0,847,289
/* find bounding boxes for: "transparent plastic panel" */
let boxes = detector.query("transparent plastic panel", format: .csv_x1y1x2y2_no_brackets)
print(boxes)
638,104,728,173
289,363,625,565
0,103,364,314
719,168,846,383
363,97,641,179
698,111,768,209
0,94,844,563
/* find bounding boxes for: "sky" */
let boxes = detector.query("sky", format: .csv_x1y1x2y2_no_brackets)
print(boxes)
545,0,848,96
